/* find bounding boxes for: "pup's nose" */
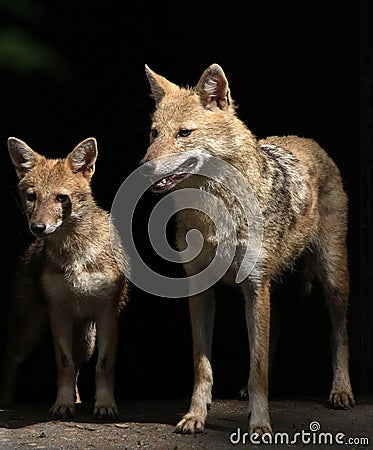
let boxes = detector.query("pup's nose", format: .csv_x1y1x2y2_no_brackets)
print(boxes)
30,222,46,236
138,159,156,177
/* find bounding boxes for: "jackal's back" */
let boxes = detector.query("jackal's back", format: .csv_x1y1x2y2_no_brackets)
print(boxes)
256,134,348,275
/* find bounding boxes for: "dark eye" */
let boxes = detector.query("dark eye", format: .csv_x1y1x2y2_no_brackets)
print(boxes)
26,192,36,202
56,194,69,203
150,128,158,139
177,129,193,138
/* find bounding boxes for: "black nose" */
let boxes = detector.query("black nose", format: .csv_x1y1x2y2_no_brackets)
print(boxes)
138,159,156,177
30,223,46,235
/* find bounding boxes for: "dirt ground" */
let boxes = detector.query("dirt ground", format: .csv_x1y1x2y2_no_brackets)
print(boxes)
0,396,372,450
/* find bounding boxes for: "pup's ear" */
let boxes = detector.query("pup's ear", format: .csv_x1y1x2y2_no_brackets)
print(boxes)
67,137,97,179
145,65,179,103
8,137,42,180
195,64,232,110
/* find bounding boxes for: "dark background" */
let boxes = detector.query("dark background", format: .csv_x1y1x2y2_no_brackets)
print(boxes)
1,0,371,406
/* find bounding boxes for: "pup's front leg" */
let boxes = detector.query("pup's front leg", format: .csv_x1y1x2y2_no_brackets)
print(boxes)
48,308,76,419
242,279,272,436
176,288,215,434
94,307,119,420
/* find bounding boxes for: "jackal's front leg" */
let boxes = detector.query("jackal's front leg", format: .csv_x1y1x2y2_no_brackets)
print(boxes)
93,307,119,420
176,288,215,434
242,279,272,436
48,308,76,419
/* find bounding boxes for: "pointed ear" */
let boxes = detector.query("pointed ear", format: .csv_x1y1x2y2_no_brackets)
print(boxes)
195,64,232,110
7,137,41,180
67,137,97,179
145,65,179,103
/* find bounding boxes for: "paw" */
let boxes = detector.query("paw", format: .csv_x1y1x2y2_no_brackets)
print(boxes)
250,424,273,436
50,403,75,420
329,390,355,409
249,415,273,437
93,404,118,420
175,414,205,434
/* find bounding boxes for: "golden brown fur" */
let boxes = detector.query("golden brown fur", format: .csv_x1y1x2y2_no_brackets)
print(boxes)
0,137,129,420
141,64,354,435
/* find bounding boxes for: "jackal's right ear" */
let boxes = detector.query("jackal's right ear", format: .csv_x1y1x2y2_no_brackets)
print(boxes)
7,137,41,180
145,65,179,103
67,137,98,180
195,64,232,110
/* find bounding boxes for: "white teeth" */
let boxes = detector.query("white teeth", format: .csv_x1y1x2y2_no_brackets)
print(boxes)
154,174,184,190
155,178,168,188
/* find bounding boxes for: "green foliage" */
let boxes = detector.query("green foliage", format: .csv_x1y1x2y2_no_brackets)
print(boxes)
0,0,70,79
0,29,68,77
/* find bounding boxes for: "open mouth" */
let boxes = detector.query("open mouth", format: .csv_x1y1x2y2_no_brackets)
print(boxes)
151,157,198,192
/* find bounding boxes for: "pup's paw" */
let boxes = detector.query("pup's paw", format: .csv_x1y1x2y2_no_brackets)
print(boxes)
50,403,75,420
175,414,205,434
329,390,355,409
93,403,118,420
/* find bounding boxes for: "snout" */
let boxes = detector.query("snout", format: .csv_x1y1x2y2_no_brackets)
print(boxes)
30,222,47,236
138,159,156,177
139,155,199,193
29,220,62,237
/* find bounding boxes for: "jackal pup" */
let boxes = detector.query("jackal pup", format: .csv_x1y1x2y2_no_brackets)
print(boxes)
141,64,355,435
1,137,129,419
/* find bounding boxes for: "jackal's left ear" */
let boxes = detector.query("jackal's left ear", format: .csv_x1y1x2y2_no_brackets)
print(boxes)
145,65,179,104
68,137,97,179
195,64,232,110
7,137,41,180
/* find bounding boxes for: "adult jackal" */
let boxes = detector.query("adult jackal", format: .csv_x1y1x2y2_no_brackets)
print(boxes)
141,64,355,435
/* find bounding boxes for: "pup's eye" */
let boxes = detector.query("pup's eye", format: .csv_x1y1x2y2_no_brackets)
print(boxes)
177,129,193,138
150,129,158,139
26,192,36,202
56,194,69,203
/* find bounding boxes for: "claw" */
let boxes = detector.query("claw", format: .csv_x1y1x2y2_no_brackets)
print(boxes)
250,425,273,436
93,404,118,421
50,403,75,420
329,390,355,409
175,414,205,434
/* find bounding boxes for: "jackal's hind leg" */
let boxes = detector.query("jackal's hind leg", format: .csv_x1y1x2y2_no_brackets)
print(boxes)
324,279,355,409
312,239,355,409
73,321,96,405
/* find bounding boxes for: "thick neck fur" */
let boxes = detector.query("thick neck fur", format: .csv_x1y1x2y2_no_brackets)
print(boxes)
44,200,109,270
